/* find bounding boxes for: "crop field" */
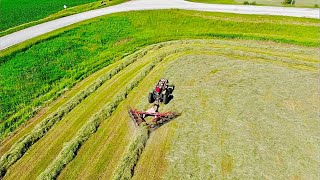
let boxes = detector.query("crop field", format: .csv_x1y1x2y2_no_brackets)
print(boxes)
0,10,319,180
188,0,320,7
0,0,127,35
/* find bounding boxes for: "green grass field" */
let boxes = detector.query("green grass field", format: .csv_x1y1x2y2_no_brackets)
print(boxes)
187,0,320,7
0,0,127,35
0,10,319,179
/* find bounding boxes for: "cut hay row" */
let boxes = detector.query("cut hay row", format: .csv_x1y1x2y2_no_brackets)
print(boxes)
112,124,149,180
0,47,152,178
37,55,164,179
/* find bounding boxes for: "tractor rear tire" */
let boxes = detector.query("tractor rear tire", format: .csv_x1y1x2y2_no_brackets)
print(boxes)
148,92,155,103
163,94,169,104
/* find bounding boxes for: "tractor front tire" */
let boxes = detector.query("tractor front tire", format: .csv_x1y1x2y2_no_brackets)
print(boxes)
148,92,155,103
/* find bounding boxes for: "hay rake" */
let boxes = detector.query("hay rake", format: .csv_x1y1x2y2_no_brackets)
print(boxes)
128,107,178,128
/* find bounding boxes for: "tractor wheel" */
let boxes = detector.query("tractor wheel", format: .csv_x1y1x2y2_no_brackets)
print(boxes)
148,92,155,103
163,93,169,104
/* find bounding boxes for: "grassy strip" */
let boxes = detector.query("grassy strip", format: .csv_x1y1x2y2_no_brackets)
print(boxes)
0,49,147,178
36,54,163,179
112,124,149,180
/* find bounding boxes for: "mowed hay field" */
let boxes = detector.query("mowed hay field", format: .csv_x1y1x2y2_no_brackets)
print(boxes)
0,10,319,179
1,39,319,179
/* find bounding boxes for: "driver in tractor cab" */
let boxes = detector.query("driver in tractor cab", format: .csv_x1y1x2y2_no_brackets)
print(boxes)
155,79,168,94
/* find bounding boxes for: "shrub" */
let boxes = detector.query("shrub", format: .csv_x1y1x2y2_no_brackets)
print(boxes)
282,0,295,5
315,4,319,8
243,1,256,5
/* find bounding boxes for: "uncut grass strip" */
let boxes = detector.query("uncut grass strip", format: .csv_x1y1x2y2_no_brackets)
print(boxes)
0,49,151,178
36,56,164,179
112,124,149,180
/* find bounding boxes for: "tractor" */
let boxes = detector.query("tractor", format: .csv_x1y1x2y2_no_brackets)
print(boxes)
128,79,177,128
148,79,175,105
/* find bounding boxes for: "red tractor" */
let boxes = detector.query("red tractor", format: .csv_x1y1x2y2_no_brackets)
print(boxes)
148,79,175,105
128,79,177,128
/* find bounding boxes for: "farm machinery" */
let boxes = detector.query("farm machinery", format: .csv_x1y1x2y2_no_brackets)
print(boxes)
148,79,175,106
128,79,178,128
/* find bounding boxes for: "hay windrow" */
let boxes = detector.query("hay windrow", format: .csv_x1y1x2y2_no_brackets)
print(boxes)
112,124,149,180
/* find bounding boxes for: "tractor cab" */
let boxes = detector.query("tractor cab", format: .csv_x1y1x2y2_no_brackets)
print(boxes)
155,79,168,94
148,79,174,105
